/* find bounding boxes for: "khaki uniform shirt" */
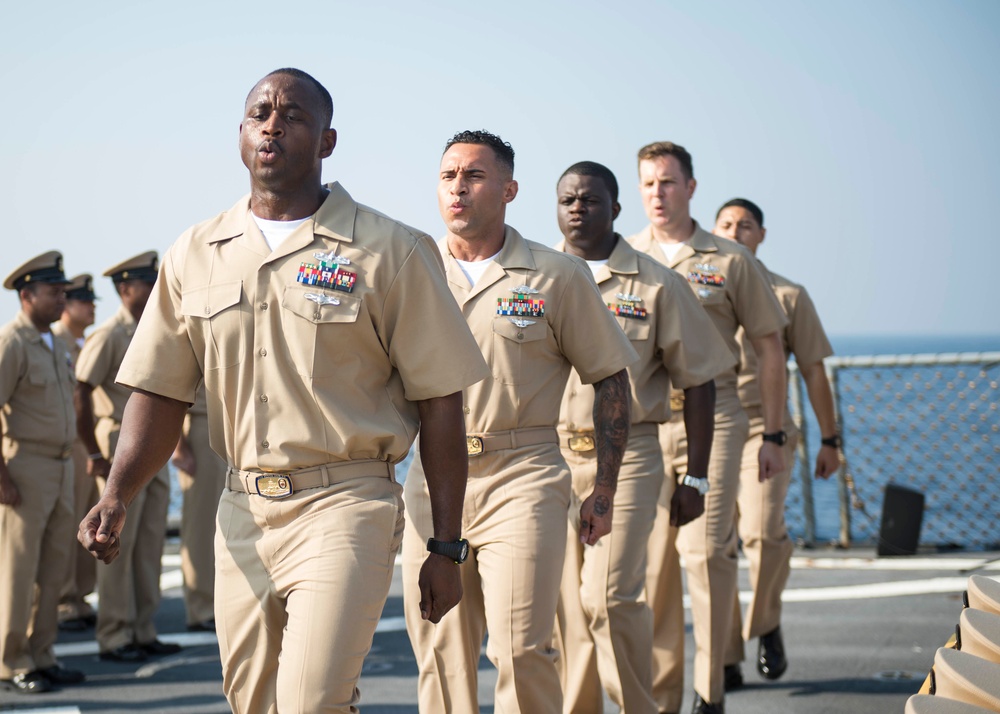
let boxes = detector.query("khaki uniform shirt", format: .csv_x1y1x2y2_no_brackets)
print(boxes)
0,312,75,457
76,305,137,425
627,222,787,394
439,226,637,434
51,321,85,370
116,183,488,471
557,236,735,432
737,263,833,411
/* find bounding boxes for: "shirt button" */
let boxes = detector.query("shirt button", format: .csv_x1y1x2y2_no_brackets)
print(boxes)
260,394,268,403
259,348,267,357
260,302,269,311
204,307,211,315
516,332,524,340
463,406,471,415
262,440,269,449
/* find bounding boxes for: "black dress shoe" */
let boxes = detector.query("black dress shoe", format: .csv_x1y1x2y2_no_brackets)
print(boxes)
137,638,182,656
0,670,53,694
691,692,724,714
724,663,744,691
99,643,148,662
757,626,788,680
186,618,216,632
39,664,86,685
58,617,89,632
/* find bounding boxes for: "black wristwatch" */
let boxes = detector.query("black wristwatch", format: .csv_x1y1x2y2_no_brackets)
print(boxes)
821,434,842,449
426,537,470,564
762,430,787,446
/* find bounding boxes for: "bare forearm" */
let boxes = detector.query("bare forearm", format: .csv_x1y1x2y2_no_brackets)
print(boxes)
682,379,715,478
801,361,837,436
593,369,631,491
417,392,467,542
751,331,788,432
103,390,189,507
74,382,101,455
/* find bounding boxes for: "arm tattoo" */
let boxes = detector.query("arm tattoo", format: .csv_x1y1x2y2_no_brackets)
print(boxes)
593,494,611,516
593,368,631,491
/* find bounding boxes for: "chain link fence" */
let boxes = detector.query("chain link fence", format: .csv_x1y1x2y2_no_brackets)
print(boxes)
786,352,1000,550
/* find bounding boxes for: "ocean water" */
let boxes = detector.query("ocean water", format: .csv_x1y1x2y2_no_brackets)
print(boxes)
168,334,1000,548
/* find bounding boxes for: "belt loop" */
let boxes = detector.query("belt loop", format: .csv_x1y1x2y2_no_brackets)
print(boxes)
243,471,253,494
321,465,330,487
509,429,518,450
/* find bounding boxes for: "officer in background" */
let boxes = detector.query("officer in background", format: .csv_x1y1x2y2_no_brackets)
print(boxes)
79,68,488,714
713,197,840,688
0,252,85,694
552,161,734,714
402,132,638,714
75,251,179,663
53,273,99,632
628,142,788,714
170,384,226,631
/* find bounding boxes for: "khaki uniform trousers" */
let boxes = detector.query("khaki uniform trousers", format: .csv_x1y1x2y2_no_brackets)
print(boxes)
95,417,171,651
0,447,74,677
554,425,661,714
178,412,226,626
215,465,403,714
58,438,99,622
646,390,748,707
402,441,570,714
724,411,798,665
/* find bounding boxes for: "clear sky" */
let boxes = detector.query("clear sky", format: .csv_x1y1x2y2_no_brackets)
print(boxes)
3,0,998,338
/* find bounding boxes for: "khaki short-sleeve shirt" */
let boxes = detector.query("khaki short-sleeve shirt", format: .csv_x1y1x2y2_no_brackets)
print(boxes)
116,183,488,471
737,265,834,410
627,222,787,393
439,226,637,434
51,321,84,370
76,305,136,424
557,236,735,431
0,311,76,455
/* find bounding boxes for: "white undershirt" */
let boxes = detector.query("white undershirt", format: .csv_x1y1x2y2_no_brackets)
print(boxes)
585,259,609,277
656,239,689,262
252,214,311,251
455,250,502,286
39,331,53,351
76,337,85,350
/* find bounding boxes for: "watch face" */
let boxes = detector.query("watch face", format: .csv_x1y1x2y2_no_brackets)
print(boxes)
458,540,469,563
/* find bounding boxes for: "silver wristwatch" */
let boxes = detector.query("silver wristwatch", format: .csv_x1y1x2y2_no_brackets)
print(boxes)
680,474,710,496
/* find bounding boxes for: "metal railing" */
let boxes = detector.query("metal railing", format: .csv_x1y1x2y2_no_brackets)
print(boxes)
786,352,1000,550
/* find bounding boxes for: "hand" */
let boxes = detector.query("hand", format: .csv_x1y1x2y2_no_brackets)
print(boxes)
88,456,111,480
758,441,785,482
418,553,463,623
815,445,841,480
579,487,614,546
670,484,705,527
0,473,21,507
171,441,196,475
78,496,127,564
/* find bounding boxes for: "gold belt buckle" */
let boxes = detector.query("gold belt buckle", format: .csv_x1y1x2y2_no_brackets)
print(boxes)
670,395,684,412
255,474,293,499
60,447,73,460
466,436,484,456
567,434,596,452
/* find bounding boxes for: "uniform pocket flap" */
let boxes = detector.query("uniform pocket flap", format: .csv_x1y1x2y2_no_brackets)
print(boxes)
282,284,361,324
492,316,548,343
181,281,243,319
621,318,651,341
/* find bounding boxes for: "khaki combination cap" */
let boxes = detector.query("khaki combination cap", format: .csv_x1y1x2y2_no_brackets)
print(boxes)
4,250,72,291
65,273,99,302
104,250,159,284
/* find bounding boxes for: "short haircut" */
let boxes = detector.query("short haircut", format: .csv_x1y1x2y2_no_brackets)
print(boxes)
716,197,764,227
252,68,334,128
637,141,694,181
558,161,619,203
444,130,515,176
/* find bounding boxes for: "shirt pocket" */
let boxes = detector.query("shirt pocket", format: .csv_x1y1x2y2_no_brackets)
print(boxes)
490,316,551,386
281,284,364,379
181,281,246,370
620,317,651,343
